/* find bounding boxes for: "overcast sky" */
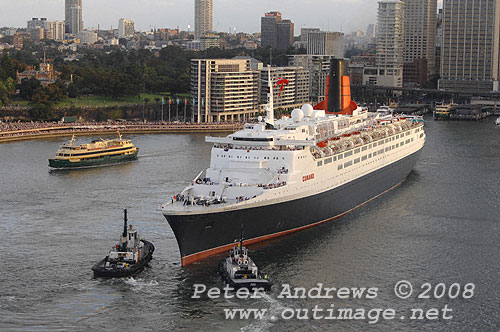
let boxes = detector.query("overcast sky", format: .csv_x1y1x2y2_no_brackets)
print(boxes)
1,0,443,34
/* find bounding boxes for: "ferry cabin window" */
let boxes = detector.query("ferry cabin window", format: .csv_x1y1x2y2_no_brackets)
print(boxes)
378,149,384,154
344,160,353,168
317,161,323,167
373,151,378,156
338,164,343,170
344,151,353,157
385,147,390,152
338,154,343,160
324,157,332,164
354,158,360,164
396,135,399,139
368,153,372,158
406,139,410,144
396,143,399,148
401,141,405,146
333,156,337,161
362,146,367,151
354,148,360,154
362,155,367,161
385,139,390,143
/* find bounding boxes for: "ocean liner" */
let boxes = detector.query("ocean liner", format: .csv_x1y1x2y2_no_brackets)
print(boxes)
48,132,138,168
162,59,425,266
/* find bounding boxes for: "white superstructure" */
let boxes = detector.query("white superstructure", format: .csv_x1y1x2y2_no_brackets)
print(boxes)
163,104,425,215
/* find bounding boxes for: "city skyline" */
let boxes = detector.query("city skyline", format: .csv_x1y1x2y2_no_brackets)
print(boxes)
0,0,436,35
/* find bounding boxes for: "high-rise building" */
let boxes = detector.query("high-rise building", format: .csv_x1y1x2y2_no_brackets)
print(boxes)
27,18,65,41
366,24,376,38
439,0,500,92
65,0,83,35
195,0,212,40
306,31,344,57
402,0,437,77
375,0,405,87
191,59,259,123
277,20,294,51
49,21,66,41
261,11,282,49
118,18,135,39
300,28,320,42
27,18,47,30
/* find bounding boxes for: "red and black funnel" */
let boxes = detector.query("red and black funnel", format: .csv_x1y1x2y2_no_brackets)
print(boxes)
314,58,357,115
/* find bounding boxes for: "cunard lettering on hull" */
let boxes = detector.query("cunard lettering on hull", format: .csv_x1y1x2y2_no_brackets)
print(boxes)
162,59,425,266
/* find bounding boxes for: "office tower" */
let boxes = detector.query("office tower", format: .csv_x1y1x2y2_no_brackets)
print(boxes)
402,0,437,76
65,0,83,34
439,0,500,92
366,24,376,38
306,31,344,57
277,20,294,50
118,18,135,39
376,0,405,87
261,11,282,49
195,0,212,40
300,28,320,42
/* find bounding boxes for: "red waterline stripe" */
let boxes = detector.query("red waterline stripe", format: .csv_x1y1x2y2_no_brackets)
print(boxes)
180,177,407,266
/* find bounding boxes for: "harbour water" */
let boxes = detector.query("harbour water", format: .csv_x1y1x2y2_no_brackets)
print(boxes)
0,115,498,331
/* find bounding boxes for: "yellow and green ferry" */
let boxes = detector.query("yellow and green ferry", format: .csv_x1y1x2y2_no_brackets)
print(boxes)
48,132,138,169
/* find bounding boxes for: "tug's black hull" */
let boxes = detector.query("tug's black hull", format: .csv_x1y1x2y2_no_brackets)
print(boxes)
164,149,422,266
219,260,272,290
92,240,154,278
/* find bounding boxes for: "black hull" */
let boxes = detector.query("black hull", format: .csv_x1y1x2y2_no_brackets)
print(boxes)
164,149,422,265
92,240,154,278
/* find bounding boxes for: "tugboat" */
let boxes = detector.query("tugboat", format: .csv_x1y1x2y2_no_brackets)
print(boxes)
92,209,154,278
219,230,271,290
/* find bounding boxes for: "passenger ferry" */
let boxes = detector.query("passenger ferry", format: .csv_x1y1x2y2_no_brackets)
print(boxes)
433,102,455,120
48,132,138,168
162,59,425,266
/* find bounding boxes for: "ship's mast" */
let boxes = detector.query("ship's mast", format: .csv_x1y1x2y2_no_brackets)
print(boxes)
122,209,128,250
265,65,274,128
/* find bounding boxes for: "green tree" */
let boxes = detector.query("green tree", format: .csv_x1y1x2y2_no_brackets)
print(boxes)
19,77,42,100
0,81,9,106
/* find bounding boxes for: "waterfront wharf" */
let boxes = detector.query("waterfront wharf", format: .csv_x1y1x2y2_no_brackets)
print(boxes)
0,122,243,143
